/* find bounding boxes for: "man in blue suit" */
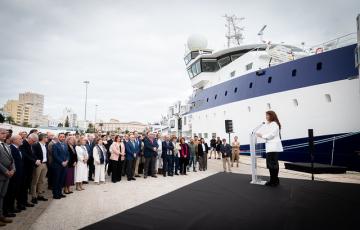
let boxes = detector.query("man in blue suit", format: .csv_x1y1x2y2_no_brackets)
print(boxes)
125,134,139,181
161,136,174,177
51,133,69,199
143,132,158,178
86,134,95,182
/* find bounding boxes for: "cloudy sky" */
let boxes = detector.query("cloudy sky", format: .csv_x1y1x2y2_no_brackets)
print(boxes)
0,0,359,123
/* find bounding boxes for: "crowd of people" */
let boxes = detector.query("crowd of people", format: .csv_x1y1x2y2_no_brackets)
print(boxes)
0,128,243,227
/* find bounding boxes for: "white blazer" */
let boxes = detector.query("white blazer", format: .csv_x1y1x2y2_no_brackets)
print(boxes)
259,121,283,153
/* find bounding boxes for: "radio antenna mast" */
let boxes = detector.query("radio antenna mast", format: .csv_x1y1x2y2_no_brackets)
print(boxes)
224,14,245,48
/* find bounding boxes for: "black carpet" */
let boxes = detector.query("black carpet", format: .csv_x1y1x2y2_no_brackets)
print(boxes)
82,173,360,230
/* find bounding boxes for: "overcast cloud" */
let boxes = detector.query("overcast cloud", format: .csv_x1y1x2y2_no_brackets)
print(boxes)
0,0,359,123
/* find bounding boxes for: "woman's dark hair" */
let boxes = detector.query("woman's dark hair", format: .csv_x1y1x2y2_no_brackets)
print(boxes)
266,110,281,130
114,135,120,142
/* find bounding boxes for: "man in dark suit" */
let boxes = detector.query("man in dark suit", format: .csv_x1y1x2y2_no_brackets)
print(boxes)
86,134,95,181
197,138,209,171
125,134,139,181
220,138,232,172
161,136,174,177
0,128,15,226
3,135,23,217
143,133,158,178
19,133,40,209
31,133,49,204
51,133,69,199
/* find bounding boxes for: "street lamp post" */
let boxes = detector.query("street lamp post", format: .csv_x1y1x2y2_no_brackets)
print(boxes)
95,104,98,123
83,81,90,121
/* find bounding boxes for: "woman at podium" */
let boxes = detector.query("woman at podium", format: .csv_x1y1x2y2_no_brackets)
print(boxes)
256,111,283,186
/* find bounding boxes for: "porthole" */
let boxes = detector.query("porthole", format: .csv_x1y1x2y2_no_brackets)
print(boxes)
316,62,322,70
293,99,299,107
325,94,332,103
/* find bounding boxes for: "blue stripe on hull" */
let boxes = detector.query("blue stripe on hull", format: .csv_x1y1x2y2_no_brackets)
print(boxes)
190,44,358,113
239,132,360,171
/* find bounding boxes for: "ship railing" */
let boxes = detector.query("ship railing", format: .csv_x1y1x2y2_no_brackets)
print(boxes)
243,131,360,154
308,32,357,54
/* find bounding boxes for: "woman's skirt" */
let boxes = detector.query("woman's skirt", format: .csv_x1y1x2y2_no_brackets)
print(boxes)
65,167,75,186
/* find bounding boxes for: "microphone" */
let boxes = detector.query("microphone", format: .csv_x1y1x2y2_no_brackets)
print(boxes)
252,122,265,135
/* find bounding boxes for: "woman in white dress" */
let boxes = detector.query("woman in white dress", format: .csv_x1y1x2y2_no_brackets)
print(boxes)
256,110,283,187
93,138,107,184
75,136,88,191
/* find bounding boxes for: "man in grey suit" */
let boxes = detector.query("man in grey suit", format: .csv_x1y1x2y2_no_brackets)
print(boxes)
0,128,15,226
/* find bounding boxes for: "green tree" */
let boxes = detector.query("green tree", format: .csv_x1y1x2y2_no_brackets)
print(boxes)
64,116,70,127
6,116,15,124
86,123,95,133
0,114,4,123
22,121,30,127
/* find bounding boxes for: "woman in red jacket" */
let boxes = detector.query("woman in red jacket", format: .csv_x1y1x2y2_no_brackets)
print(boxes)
179,137,189,175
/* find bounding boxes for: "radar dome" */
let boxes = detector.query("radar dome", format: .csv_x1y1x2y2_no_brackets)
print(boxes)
187,34,208,51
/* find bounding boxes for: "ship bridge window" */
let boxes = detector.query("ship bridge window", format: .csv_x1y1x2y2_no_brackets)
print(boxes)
225,91,228,96
218,56,231,68
249,82,253,88
201,59,220,72
231,53,242,61
234,87,238,93
184,51,200,65
292,69,297,77
190,60,202,78
268,76,272,83
214,94,218,100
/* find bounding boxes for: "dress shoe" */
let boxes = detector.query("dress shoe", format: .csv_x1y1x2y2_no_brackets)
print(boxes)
127,178,131,181
131,177,136,181
0,217,13,223
151,175,157,178
31,198,38,204
144,176,147,179
4,213,16,218
37,196,48,201
9,208,21,214
17,205,26,211
60,194,66,198
53,196,61,199
25,203,34,207
175,173,179,175
83,181,89,184
135,175,140,177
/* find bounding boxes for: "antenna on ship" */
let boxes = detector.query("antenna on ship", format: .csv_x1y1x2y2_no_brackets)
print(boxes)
223,14,245,48
257,25,267,43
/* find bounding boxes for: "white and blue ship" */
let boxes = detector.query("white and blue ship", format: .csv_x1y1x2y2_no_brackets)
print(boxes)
176,16,360,170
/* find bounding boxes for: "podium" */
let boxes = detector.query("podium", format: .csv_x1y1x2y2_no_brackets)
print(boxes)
250,124,267,185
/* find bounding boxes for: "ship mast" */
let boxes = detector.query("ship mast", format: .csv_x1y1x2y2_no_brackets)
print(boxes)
223,14,245,48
